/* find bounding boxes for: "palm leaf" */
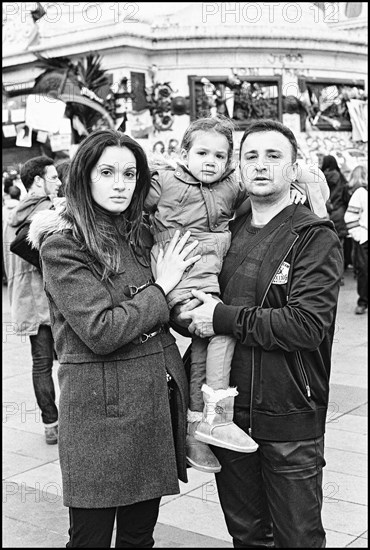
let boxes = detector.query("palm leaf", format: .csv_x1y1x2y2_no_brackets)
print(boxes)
32,53,111,138
34,53,76,74
76,54,109,91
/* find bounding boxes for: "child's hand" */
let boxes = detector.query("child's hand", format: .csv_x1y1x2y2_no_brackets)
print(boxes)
296,160,330,203
290,187,306,205
295,160,330,218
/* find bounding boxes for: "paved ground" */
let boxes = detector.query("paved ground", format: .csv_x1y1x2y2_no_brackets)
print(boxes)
2,269,367,548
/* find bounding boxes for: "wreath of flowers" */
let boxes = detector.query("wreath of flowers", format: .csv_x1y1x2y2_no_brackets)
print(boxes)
146,82,174,131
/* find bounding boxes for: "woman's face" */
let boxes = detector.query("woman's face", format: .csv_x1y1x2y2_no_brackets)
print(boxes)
90,146,137,214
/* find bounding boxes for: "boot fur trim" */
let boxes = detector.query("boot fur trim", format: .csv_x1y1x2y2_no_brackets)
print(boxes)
187,409,203,423
201,384,238,401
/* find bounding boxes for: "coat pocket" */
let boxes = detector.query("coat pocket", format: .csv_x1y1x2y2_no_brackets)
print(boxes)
102,361,119,417
176,184,191,205
296,351,312,399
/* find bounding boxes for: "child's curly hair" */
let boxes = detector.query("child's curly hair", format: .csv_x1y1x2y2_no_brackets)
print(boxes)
181,115,235,167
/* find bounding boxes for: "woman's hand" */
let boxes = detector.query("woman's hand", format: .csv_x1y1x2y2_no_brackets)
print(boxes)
152,230,201,295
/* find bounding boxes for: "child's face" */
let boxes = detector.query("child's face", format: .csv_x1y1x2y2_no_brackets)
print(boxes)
181,131,229,184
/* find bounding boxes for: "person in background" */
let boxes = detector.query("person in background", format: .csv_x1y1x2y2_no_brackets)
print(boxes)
28,129,200,548
12,171,28,199
4,169,27,199
55,160,71,199
3,156,61,445
343,165,367,272
347,164,367,197
316,150,325,169
2,185,21,284
3,175,15,196
3,185,21,224
322,154,350,282
344,169,368,315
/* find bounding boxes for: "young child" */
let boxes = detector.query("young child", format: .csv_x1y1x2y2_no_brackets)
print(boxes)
144,116,329,473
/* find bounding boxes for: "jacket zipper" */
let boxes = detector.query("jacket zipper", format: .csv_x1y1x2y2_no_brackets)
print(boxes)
248,235,299,438
296,351,311,398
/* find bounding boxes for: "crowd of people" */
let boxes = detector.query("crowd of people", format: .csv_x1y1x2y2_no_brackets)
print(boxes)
2,116,368,548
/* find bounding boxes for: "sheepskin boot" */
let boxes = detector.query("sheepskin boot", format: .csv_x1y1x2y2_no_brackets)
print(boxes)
194,385,259,453
186,410,221,473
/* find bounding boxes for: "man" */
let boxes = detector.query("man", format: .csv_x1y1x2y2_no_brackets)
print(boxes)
180,120,343,547
316,150,325,169
344,181,368,315
3,156,61,444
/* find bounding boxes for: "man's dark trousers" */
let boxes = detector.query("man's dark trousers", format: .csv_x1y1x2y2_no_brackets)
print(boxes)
212,409,326,548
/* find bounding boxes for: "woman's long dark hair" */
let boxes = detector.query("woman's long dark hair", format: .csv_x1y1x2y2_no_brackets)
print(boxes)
321,155,341,173
321,154,347,186
64,129,151,280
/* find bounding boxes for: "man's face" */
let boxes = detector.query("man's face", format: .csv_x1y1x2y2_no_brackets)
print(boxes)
41,165,61,198
240,131,297,203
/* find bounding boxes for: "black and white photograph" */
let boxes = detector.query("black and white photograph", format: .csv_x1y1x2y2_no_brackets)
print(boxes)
2,2,367,547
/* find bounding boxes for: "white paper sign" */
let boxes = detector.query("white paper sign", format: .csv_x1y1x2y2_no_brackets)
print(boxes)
36,130,48,143
26,95,66,133
11,108,26,123
3,124,17,138
15,123,32,147
58,117,72,135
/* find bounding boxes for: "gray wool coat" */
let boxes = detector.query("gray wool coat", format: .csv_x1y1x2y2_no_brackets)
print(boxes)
31,210,189,508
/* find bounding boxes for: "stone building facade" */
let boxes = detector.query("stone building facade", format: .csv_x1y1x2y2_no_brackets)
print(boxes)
2,2,368,171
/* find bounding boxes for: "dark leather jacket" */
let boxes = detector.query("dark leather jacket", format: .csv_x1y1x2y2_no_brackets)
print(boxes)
213,203,343,441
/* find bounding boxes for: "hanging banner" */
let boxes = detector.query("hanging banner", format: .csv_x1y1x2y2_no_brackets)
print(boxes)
347,99,368,142
129,109,153,138
25,95,66,133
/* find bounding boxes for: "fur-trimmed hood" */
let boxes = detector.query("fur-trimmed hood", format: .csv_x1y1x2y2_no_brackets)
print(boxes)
28,200,72,251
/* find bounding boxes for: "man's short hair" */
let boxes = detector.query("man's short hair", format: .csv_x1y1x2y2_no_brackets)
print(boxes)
20,156,54,190
239,119,298,162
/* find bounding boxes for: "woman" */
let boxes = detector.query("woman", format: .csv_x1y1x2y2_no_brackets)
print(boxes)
347,164,367,197
29,130,200,548
322,155,349,280
343,164,367,270
322,155,349,236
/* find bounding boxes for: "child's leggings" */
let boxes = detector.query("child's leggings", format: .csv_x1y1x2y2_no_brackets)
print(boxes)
189,333,236,412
